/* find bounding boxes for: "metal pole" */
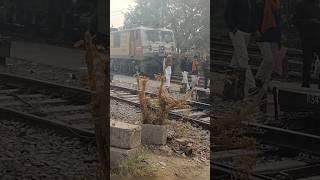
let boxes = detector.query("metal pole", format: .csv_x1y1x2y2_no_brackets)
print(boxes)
161,0,167,27
160,1,163,27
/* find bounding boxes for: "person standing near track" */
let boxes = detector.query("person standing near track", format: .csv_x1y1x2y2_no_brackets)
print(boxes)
202,56,210,89
225,0,259,96
293,0,320,88
190,55,199,90
255,0,282,91
163,55,173,91
180,54,191,91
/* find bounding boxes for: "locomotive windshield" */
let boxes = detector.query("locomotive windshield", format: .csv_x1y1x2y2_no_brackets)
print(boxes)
161,31,174,42
146,30,160,42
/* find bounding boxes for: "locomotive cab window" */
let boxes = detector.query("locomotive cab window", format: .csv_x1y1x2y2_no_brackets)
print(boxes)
113,32,121,48
161,31,173,42
146,30,160,42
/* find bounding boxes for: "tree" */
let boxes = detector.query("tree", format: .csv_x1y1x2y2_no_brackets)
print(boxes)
124,0,209,54
124,0,164,28
74,32,110,180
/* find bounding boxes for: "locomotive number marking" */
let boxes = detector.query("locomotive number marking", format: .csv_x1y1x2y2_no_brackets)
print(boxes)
307,95,320,105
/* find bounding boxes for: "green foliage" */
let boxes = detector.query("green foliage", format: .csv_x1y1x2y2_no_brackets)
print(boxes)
124,0,210,53
124,0,163,28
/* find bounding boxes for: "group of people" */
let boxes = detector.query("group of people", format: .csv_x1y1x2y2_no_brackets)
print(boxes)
180,55,210,91
225,0,283,96
225,0,320,97
163,54,210,92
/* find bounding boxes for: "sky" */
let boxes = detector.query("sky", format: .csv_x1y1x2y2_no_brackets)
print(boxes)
110,0,136,28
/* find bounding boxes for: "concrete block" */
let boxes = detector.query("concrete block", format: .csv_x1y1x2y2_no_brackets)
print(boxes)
110,120,141,149
110,146,139,169
141,124,167,145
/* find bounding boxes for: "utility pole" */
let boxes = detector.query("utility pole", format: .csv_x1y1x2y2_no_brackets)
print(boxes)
160,0,168,27
160,0,163,27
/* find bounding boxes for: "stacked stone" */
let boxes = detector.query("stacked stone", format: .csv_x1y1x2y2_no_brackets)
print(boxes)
141,124,167,145
110,120,141,168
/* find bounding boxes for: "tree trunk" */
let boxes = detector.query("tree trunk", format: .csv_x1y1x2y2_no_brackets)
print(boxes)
85,42,109,180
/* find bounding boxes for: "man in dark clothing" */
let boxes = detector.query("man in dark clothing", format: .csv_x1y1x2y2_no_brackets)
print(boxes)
293,0,320,88
180,55,189,72
180,55,190,90
225,0,258,96
202,56,210,89
225,0,258,34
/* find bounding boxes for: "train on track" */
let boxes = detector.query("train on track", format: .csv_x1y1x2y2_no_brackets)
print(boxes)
110,26,177,76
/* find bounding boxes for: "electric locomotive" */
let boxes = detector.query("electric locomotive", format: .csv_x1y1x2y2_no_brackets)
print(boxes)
110,26,177,76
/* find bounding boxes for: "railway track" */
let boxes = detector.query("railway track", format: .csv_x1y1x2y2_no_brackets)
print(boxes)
0,72,210,138
213,145,320,180
2,69,319,179
112,73,208,91
0,73,98,178
212,128,320,179
211,38,308,80
110,84,211,129
211,121,320,180
0,73,94,138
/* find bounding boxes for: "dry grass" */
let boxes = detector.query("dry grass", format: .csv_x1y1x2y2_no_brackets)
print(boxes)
136,75,153,124
112,149,155,177
136,74,191,125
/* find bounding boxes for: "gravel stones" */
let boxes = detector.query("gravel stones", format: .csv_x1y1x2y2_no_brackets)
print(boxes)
3,58,83,88
111,99,141,124
0,119,98,179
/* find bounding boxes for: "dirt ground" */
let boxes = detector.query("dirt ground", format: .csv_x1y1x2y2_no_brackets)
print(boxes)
145,152,210,179
111,149,210,180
